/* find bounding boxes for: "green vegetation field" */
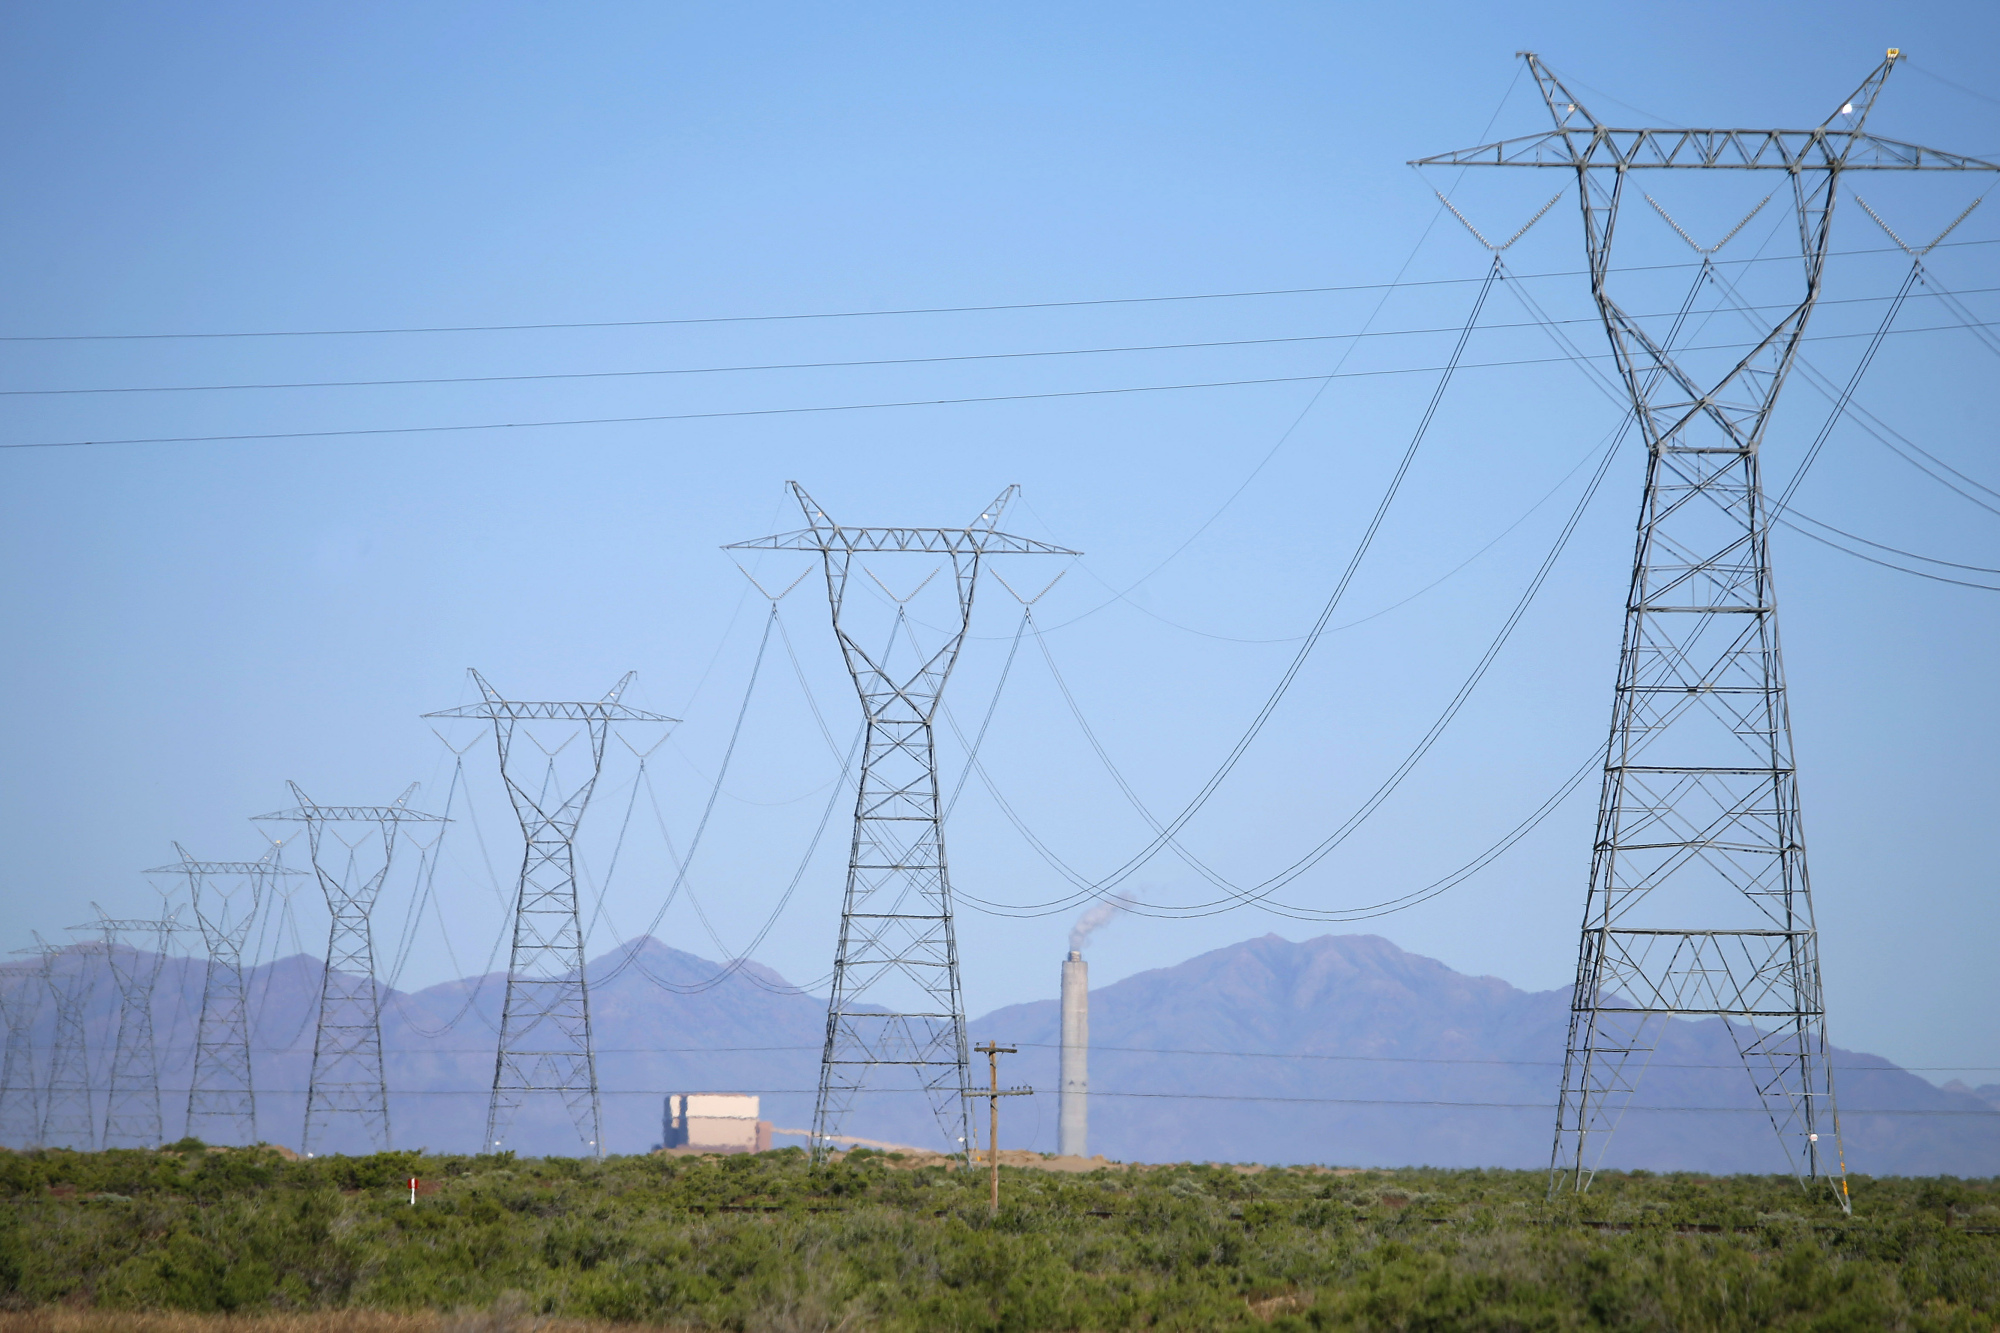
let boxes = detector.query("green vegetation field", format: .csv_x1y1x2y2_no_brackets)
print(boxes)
1,1142,1995,1331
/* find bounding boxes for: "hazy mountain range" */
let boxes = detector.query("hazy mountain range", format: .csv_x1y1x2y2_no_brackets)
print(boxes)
4,933,1993,1175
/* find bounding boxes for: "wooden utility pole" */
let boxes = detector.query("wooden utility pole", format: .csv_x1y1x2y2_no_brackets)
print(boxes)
975,1041,1031,1216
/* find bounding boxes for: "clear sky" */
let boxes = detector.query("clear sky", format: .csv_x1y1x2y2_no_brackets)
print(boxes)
1,2,1995,1082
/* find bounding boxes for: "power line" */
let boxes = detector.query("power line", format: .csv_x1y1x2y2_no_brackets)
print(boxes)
129,1084,2000,1116
362,1041,2000,1075
1,237,1990,343
1782,508,2000,575
11,319,1990,455
12,286,1985,400
1777,518,2000,591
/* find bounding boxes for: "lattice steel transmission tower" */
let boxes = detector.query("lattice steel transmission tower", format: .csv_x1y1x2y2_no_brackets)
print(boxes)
1420,52,1998,1204
0,960,44,1147
256,783,444,1155
28,935,104,1151
727,484,1077,1160
427,672,670,1156
151,846,304,1145
76,907,179,1149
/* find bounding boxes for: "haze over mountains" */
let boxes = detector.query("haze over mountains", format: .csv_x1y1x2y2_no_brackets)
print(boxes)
7,933,1994,1174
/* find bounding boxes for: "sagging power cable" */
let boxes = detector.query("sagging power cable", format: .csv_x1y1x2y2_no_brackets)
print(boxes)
993,258,1507,911
958,258,1704,920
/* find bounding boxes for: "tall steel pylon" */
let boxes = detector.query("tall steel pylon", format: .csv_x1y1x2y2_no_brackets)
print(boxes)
28,936,103,1151
427,671,671,1156
0,960,44,1147
256,783,446,1155
151,845,305,1145
76,907,179,1149
727,483,1077,1160
1420,52,1998,1205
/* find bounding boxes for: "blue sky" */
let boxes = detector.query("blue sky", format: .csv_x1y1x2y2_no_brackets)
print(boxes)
1,1,1996,1083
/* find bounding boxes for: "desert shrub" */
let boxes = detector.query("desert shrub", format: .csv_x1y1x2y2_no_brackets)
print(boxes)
0,1148,1993,1329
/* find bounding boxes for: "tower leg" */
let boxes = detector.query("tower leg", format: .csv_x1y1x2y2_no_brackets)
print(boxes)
1550,176,1846,1207
812,707,972,1159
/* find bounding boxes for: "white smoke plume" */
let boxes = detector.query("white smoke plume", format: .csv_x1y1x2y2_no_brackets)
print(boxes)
1069,893,1136,953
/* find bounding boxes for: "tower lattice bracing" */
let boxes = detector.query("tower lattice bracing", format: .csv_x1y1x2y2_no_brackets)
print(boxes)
32,937,104,1151
427,672,670,1156
152,847,305,1146
79,909,179,1149
257,784,445,1155
1420,53,1998,1205
727,483,1077,1160
0,962,44,1147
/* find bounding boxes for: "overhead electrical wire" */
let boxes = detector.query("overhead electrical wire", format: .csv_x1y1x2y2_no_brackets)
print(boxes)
123,1082,2000,1116
592,604,777,992
955,259,1715,920
1779,508,2000,576
1490,245,2000,595
1009,258,1505,906
1688,249,2000,589
7,287,1986,401
7,317,1994,454
591,600,866,999
1,237,1988,344
91,227,1984,1008
954,260,1555,919
1777,520,2000,591
358,1039,2000,1075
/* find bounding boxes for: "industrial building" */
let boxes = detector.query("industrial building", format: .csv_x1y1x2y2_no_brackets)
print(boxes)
661,1093,772,1154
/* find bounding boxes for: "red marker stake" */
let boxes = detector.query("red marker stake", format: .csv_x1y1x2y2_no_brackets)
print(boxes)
408,1177,417,1206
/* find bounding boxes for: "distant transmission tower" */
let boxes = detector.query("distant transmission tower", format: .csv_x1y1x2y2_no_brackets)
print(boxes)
0,961,44,1147
426,671,670,1156
152,846,305,1145
257,783,446,1156
31,935,104,1150
727,483,1077,1161
1420,52,1997,1205
78,907,179,1149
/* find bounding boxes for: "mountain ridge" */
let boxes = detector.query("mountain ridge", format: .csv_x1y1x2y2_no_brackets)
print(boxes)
4,932,1991,1173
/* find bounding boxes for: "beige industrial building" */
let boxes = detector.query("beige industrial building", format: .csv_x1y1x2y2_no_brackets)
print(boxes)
662,1093,773,1154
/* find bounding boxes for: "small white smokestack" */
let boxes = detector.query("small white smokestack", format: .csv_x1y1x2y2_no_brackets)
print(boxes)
1059,949,1087,1157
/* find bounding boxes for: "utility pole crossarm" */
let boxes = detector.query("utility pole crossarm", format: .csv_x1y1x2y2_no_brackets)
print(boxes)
1412,130,1999,171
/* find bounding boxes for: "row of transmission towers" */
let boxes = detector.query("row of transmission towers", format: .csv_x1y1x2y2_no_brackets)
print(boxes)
0,820,436,1155
6,54,1982,1183
1,909,180,1150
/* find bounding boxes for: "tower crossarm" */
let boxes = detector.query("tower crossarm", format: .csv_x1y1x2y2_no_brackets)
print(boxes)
725,527,1078,556
423,701,674,722
1413,129,1998,172
253,805,449,823
144,860,307,875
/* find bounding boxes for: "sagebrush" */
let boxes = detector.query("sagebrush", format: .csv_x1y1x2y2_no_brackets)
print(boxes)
2,1143,1996,1330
